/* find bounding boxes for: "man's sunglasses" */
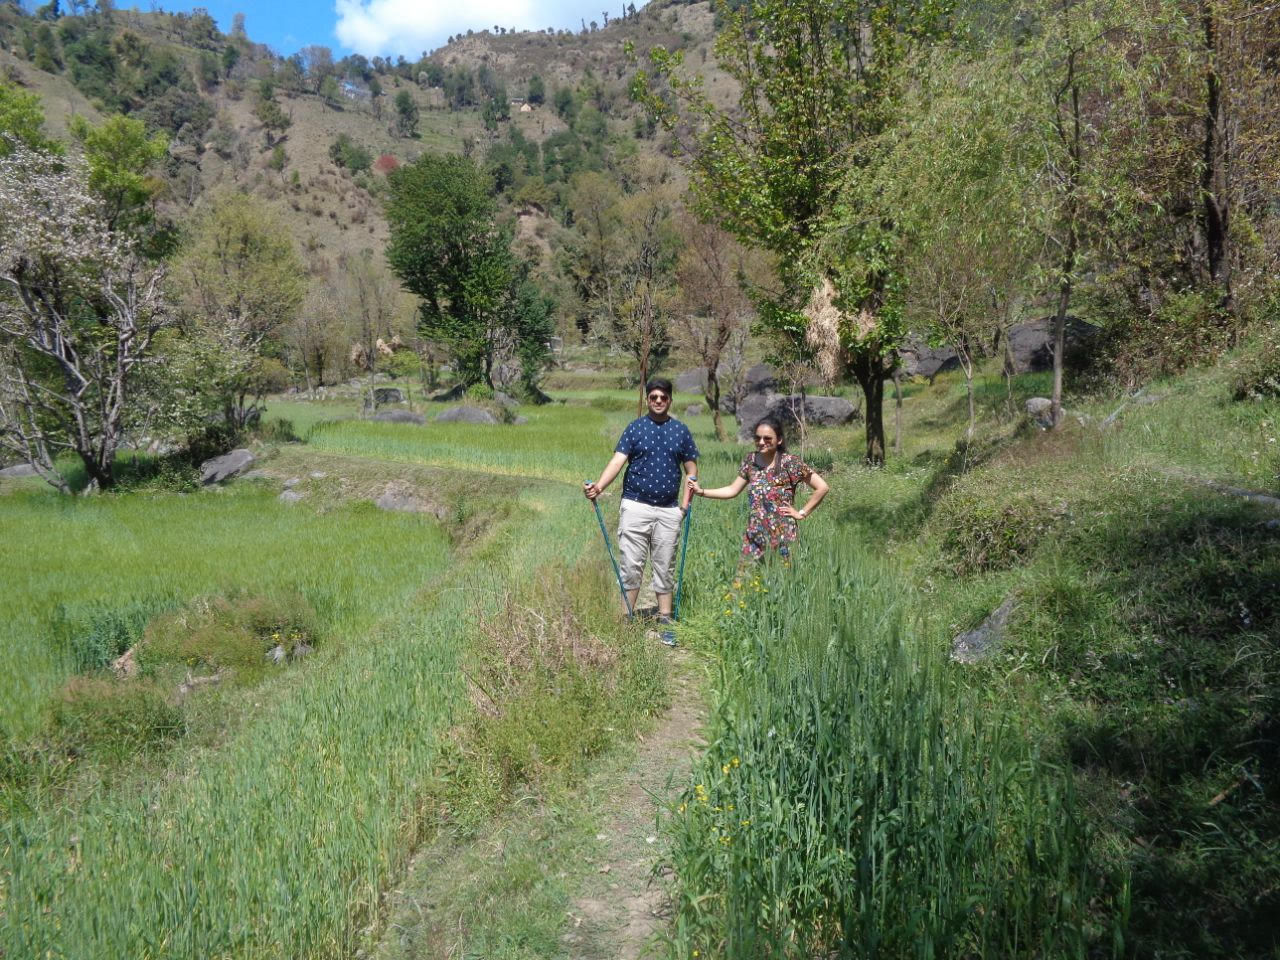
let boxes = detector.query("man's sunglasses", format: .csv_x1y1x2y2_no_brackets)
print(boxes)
647,392,670,402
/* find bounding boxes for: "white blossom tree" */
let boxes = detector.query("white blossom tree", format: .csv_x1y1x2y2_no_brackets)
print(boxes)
0,148,173,493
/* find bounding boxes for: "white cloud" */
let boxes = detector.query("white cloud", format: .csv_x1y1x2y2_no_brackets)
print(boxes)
335,0,539,57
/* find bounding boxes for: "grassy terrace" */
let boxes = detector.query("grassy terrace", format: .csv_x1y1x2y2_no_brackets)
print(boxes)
1,362,1276,958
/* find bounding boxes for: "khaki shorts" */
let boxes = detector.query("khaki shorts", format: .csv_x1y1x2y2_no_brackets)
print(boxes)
617,498,683,595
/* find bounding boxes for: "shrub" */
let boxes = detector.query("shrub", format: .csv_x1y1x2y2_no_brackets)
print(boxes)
328,133,372,174
49,677,185,759
934,485,1066,575
140,593,320,675
1229,317,1280,401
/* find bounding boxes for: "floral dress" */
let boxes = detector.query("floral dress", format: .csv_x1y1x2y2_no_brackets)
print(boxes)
739,451,813,560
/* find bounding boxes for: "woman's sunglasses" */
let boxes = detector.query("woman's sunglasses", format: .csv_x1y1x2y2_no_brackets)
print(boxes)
753,435,777,444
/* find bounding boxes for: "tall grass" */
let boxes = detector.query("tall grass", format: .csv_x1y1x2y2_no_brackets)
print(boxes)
0,490,450,741
666,501,1120,957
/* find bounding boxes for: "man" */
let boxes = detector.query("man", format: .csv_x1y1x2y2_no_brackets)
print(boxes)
584,377,698,637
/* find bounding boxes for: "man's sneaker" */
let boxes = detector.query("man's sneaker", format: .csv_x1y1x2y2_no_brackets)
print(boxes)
657,616,678,647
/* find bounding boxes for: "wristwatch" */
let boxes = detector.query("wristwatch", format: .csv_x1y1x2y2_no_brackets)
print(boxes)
797,509,807,519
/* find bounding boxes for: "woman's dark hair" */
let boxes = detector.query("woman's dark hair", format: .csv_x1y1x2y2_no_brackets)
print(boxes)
645,376,674,397
753,416,787,452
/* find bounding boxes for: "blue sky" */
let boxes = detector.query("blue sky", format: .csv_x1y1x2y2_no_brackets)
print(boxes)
136,1,646,60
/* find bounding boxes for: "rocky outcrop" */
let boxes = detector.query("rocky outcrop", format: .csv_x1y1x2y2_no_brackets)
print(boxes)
200,449,255,485
436,405,499,425
0,463,39,478
734,392,859,441
1025,397,1054,429
363,387,405,408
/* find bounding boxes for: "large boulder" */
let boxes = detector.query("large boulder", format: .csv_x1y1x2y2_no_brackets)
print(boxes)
375,481,448,519
436,405,499,425
734,392,859,442
1005,317,1096,373
371,409,426,425
363,387,404,408
200,449,255,485
899,339,961,379
0,463,39,478
742,363,777,394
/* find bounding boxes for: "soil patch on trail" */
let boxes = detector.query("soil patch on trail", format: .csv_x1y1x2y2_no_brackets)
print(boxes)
561,652,704,960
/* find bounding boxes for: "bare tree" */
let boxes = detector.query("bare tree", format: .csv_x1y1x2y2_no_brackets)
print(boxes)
339,249,404,410
0,149,173,493
672,214,762,441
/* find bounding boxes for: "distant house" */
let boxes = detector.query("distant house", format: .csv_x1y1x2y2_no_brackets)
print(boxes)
342,81,372,103
519,102,534,113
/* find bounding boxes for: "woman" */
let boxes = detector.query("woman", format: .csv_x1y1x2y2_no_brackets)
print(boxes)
688,417,829,561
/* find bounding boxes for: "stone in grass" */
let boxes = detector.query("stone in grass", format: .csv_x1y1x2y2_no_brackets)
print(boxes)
685,403,705,417
200,449,255,485
1025,397,1054,430
371,409,425,425
436,405,499,425
279,490,304,504
375,481,448,519
0,463,39,477
951,596,1017,665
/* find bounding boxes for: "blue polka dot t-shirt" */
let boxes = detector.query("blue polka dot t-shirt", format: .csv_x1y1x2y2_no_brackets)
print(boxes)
616,415,699,508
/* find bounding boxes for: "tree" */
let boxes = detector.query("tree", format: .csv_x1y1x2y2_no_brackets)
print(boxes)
169,192,305,430
68,113,168,236
384,152,552,390
0,148,173,493
339,249,403,408
393,90,418,137
527,74,545,105
221,43,240,78
634,0,953,463
0,82,62,156
253,95,290,147
672,214,763,441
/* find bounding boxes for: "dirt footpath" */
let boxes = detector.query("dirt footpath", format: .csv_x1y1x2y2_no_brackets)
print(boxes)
562,650,705,960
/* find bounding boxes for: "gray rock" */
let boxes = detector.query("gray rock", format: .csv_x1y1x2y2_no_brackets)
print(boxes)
200,449,255,485
436,405,499,425
0,463,39,478
283,477,301,489
1005,317,1096,374
1025,397,1054,429
743,363,777,394
685,403,705,417
735,392,859,442
278,490,304,504
899,339,961,379
266,644,287,664
675,367,709,394
495,391,521,408
363,387,405,408
241,469,270,481
512,415,529,425
951,596,1017,665
371,409,426,425
492,362,520,388
309,471,327,480
429,384,466,402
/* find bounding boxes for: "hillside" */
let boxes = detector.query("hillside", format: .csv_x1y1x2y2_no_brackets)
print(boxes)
0,1,724,295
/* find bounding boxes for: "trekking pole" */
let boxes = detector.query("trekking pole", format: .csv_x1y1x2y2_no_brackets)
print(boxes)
672,477,696,622
585,482,634,619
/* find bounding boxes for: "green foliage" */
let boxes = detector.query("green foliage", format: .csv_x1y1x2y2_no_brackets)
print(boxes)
140,592,319,674
328,132,371,173
252,93,290,144
1230,317,1280,401
69,112,168,233
393,88,418,137
384,152,552,389
934,484,1065,575
526,73,545,104
49,677,185,760
0,81,61,155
